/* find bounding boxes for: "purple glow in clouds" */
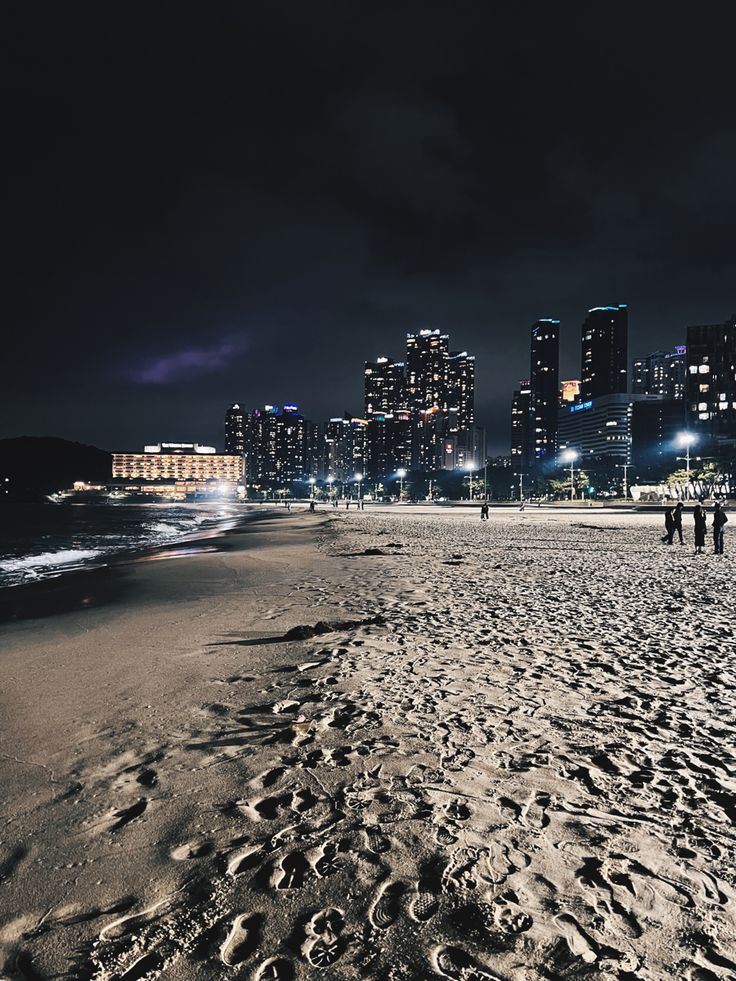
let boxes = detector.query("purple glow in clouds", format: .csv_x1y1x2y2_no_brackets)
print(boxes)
130,336,247,384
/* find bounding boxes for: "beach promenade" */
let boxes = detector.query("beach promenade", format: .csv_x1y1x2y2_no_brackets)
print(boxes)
1,508,735,980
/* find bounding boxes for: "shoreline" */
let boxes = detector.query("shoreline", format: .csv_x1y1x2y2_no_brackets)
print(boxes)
0,504,282,622
1,508,734,979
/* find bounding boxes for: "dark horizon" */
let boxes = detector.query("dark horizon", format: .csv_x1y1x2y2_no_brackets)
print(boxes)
4,4,736,454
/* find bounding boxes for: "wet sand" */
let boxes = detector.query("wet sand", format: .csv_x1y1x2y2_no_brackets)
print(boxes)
1,507,735,980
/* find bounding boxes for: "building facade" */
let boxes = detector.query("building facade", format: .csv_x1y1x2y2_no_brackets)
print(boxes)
511,380,532,468
112,443,243,482
686,319,736,439
405,329,450,414
448,351,475,433
580,304,628,401
630,399,687,471
530,319,560,465
364,358,405,417
631,346,686,400
557,394,657,464
224,403,249,455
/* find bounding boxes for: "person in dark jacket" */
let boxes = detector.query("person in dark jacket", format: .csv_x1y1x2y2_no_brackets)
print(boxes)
713,501,728,554
672,502,684,544
662,507,675,544
693,504,706,554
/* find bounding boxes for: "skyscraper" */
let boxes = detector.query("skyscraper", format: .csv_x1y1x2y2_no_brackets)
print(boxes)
224,403,249,455
686,317,736,438
405,329,450,413
511,380,532,468
632,346,686,399
447,351,475,433
364,357,405,417
580,304,628,401
530,320,560,464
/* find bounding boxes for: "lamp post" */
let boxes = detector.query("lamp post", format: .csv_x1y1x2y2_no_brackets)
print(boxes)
396,468,406,501
561,449,578,500
464,462,475,502
514,471,527,502
676,432,697,500
308,476,316,499
354,472,363,503
327,475,334,502
616,462,633,501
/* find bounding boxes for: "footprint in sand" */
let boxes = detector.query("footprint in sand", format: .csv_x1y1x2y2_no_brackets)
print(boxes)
221,913,261,966
301,907,345,968
272,851,310,889
227,843,264,876
521,790,550,829
493,893,533,934
432,945,504,980
117,951,164,979
369,881,404,930
408,882,439,922
170,839,213,861
554,912,598,963
253,957,294,980
364,825,391,854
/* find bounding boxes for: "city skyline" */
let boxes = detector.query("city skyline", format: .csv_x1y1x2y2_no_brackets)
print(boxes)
3,6,736,455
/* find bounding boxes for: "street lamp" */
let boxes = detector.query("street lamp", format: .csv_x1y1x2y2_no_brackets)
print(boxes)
464,461,475,501
354,472,363,502
513,471,527,502
677,432,697,499
396,468,406,501
308,476,316,498
561,449,578,500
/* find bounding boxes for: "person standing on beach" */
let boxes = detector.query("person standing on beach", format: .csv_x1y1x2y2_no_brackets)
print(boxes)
673,502,684,544
693,504,707,554
713,501,728,554
662,507,675,544
480,503,489,520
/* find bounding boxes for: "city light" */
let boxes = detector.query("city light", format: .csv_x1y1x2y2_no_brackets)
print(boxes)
561,449,578,501
676,431,698,498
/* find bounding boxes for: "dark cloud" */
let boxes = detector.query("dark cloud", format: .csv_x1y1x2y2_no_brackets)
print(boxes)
2,2,736,453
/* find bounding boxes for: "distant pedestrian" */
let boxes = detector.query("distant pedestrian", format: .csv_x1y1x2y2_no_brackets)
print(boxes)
345,500,350,510
713,501,728,554
480,503,489,520
693,504,706,554
662,507,675,544
360,500,365,510
673,502,684,544
519,498,525,512
309,500,315,513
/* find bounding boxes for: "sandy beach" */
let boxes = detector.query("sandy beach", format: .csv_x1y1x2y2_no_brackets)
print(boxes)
1,506,735,980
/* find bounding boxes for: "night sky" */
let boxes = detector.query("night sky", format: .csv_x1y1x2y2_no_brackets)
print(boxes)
4,4,736,454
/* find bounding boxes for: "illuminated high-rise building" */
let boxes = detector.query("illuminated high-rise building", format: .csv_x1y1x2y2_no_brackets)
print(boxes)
364,358,405,417
323,416,368,481
448,351,475,433
580,304,628,401
511,380,532,467
405,329,450,413
247,404,311,484
530,320,559,464
225,403,249,455
686,318,736,438
632,346,687,400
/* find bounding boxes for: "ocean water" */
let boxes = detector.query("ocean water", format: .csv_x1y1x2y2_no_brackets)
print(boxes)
0,502,244,588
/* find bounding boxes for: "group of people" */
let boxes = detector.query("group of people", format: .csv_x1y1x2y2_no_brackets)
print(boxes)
663,501,728,554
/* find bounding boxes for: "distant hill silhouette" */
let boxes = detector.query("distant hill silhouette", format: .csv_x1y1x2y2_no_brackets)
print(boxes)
0,437,111,500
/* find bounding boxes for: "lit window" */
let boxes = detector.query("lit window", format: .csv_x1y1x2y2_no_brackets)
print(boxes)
699,365,710,373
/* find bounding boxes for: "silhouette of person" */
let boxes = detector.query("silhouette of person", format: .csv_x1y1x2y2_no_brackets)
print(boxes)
713,501,728,554
480,503,489,520
662,507,675,544
672,502,684,544
693,504,706,554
